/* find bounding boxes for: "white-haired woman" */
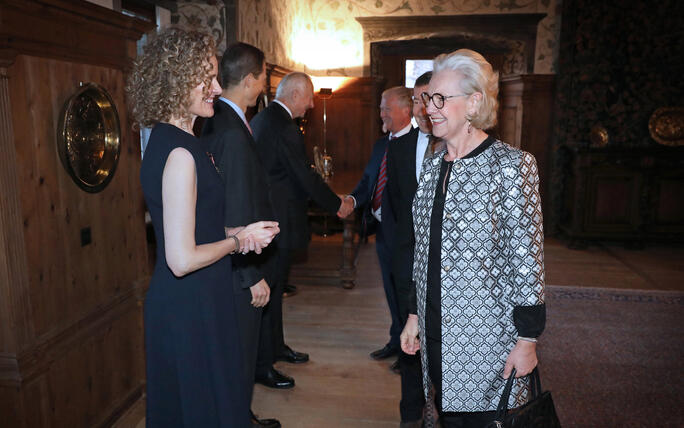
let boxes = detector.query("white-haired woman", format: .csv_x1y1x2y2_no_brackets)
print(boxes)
400,49,546,427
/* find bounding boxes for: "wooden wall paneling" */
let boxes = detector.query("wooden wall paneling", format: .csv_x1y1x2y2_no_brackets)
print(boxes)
53,56,144,333
0,1,153,426
45,303,144,427
0,374,51,428
0,384,23,427
0,63,34,359
7,52,149,378
12,55,68,338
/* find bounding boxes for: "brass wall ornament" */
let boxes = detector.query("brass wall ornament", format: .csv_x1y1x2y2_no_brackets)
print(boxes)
57,82,121,193
649,107,684,146
590,124,609,147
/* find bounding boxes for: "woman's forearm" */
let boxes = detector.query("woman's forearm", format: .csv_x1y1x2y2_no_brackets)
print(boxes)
166,239,236,277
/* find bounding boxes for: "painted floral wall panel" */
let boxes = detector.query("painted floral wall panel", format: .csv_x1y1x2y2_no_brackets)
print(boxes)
173,0,228,53
239,0,561,76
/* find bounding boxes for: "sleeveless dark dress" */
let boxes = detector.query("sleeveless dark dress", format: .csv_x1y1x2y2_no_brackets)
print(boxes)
140,123,249,427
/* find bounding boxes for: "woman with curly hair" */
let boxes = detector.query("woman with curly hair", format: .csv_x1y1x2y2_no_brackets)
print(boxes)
400,49,546,427
128,28,279,427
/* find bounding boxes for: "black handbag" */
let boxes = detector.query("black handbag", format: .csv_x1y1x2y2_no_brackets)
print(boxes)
486,368,561,428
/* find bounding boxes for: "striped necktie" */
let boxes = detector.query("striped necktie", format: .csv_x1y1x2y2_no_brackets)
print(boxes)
372,136,394,210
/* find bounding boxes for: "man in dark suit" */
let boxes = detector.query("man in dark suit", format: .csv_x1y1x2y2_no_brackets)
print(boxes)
250,72,351,387
347,86,413,367
387,72,443,428
201,42,281,428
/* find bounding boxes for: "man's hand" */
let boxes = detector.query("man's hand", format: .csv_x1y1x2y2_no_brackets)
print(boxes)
337,195,354,218
250,279,270,308
503,340,538,379
400,314,420,355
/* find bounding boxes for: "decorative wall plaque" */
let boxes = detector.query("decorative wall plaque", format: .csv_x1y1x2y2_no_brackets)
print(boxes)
649,107,684,146
57,83,121,193
590,124,609,147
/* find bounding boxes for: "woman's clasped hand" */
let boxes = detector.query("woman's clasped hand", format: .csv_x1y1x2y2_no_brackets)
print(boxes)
230,221,280,254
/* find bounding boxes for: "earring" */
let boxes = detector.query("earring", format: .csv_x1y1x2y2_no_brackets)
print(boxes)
467,119,473,135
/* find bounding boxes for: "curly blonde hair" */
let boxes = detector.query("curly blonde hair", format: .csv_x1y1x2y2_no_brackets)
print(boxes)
433,49,499,130
126,28,216,127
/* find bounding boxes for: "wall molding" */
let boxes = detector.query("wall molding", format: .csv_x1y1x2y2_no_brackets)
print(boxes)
0,278,148,387
0,0,153,70
356,14,545,74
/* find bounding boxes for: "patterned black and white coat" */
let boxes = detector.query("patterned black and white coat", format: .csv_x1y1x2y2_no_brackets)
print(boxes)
412,140,546,412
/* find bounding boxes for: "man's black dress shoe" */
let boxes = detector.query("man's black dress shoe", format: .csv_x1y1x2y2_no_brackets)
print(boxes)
250,410,281,428
283,283,298,298
255,367,295,389
275,344,309,364
389,359,400,374
370,343,399,360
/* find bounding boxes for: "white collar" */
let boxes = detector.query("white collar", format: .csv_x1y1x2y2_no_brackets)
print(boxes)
218,97,247,124
273,99,293,119
390,123,413,139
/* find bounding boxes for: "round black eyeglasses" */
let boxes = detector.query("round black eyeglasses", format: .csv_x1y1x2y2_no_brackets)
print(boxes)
421,92,468,109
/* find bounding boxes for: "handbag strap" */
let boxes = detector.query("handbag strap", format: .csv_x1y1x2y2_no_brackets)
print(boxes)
529,367,542,398
493,367,542,422
494,368,517,420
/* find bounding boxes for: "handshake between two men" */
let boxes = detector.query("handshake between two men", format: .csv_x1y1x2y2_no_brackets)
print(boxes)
336,194,355,219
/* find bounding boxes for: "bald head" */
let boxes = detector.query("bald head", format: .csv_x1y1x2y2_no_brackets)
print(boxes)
275,72,311,100
275,72,315,118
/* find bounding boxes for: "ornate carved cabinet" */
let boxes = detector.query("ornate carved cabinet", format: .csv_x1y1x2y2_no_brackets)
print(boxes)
559,145,684,245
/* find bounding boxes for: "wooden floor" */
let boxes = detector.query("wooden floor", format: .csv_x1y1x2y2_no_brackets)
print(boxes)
114,235,684,427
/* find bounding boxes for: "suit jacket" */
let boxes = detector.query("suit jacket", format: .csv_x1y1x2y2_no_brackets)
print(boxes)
350,135,396,243
201,100,275,291
386,127,419,318
250,102,340,250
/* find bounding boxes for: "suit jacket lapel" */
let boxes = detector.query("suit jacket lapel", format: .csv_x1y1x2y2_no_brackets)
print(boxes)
217,100,254,143
407,128,419,188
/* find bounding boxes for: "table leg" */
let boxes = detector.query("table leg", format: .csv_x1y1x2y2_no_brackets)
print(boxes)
340,215,356,289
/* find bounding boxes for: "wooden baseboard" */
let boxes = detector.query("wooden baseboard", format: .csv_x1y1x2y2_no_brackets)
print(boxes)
96,384,144,428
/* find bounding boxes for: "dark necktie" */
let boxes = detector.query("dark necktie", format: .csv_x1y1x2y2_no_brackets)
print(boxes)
372,136,395,210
